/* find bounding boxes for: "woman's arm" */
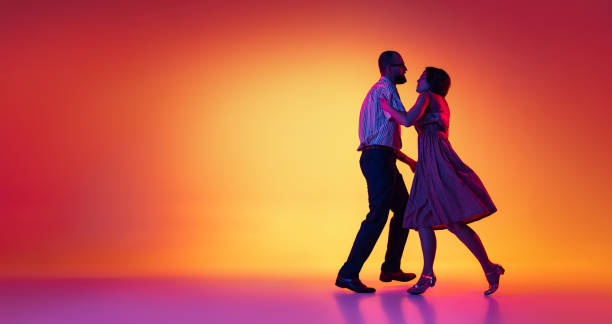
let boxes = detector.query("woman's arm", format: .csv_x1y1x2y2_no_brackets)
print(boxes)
418,113,442,125
380,92,430,127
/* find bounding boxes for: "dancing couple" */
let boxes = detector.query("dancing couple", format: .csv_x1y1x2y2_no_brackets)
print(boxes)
335,51,504,295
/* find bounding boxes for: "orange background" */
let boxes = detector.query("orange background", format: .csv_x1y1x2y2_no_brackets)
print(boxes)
1,0,611,286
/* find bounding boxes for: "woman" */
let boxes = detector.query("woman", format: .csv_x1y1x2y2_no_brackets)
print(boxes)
380,67,504,296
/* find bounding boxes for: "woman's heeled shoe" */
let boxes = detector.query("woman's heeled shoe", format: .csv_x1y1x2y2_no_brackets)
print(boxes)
407,274,436,295
484,264,505,296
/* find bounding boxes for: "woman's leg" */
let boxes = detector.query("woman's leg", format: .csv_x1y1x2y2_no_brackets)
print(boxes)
418,227,436,275
446,223,494,273
408,226,438,294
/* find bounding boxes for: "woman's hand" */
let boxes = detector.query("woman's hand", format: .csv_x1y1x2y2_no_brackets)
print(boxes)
379,96,394,113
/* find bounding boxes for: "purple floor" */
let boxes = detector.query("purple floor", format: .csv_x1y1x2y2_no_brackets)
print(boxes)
1,277,611,323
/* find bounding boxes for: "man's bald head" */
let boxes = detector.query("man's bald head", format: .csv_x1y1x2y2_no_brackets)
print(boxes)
378,51,407,84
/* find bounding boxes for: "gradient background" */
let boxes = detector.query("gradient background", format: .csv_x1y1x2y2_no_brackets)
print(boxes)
2,0,611,288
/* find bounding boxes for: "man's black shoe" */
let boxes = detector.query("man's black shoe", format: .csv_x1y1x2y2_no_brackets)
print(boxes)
335,276,376,293
379,270,417,282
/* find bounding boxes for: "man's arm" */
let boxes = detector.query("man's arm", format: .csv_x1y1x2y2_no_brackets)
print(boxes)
380,92,430,127
396,150,417,172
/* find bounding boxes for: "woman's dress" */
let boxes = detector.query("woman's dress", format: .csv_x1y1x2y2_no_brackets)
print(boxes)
403,92,497,230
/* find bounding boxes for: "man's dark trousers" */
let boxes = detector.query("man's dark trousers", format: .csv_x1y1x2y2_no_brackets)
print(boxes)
338,148,410,279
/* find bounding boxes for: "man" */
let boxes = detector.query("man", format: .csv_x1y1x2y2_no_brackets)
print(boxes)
335,51,418,293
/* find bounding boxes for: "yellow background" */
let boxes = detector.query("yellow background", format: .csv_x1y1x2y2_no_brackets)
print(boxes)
1,1,611,287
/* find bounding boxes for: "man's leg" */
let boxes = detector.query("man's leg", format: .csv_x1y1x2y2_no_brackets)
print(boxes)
381,166,410,273
338,150,395,278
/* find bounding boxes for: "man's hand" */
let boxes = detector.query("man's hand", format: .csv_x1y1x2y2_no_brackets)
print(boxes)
396,151,417,173
406,158,417,173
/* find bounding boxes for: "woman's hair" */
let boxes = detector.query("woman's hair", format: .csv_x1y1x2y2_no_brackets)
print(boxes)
425,67,451,97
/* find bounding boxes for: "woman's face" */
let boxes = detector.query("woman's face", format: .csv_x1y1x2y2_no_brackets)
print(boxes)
416,71,430,93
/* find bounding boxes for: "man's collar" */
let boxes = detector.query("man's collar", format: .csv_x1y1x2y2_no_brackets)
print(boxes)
380,76,396,87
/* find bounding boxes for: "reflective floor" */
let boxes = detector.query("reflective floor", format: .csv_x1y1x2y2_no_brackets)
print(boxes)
1,277,611,324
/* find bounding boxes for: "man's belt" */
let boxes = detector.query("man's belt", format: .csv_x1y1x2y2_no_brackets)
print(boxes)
362,145,396,153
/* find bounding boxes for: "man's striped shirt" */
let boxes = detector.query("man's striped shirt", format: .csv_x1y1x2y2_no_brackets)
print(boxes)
357,76,406,151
